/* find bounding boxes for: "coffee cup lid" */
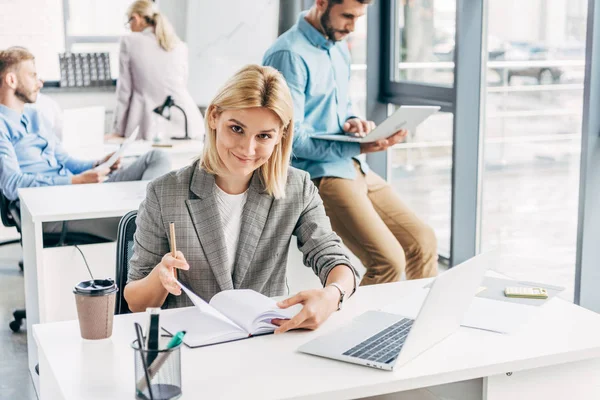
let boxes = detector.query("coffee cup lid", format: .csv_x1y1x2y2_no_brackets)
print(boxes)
73,278,118,296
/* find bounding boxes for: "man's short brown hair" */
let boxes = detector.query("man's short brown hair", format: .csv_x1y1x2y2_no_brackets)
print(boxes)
0,47,35,85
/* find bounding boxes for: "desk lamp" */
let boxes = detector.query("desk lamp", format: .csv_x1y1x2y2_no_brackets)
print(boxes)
153,96,190,140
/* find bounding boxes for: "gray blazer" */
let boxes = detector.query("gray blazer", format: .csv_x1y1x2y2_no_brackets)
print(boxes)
128,162,358,308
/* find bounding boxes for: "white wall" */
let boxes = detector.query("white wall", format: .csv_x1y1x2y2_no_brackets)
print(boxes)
184,0,279,106
157,0,189,42
43,89,116,133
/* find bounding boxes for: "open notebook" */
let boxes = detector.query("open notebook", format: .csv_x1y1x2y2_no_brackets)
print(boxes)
161,281,302,348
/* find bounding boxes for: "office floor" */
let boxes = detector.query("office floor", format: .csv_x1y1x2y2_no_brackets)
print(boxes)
0,235,36,400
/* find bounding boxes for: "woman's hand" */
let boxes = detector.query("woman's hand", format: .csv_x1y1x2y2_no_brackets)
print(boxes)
155,251,189,296
271,286,340,333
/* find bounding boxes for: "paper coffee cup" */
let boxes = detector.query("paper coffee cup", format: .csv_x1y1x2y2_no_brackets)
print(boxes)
73,278,118,340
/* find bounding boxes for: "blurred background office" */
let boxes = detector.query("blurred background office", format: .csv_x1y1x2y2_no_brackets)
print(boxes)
2,0,600,397
0,0,595,309
112,0,205,141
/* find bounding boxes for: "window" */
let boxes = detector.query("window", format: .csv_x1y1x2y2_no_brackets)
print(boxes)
66,0,130,37
393,0,456,86
480,0,588,301
348,10,368,118
0,0,65,81
390,109,454,256
64,0,131,79
385,0,456,259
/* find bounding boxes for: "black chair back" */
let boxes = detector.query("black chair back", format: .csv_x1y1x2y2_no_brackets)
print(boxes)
115,210,138,315
0,193,18,229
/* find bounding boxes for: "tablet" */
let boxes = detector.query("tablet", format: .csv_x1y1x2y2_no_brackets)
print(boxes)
312,105,440,143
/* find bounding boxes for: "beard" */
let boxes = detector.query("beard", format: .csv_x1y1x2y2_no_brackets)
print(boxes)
320,6,350,42
15,83,37,104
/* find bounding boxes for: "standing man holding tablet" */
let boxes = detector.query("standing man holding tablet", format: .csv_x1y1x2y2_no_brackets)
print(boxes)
263,0,437,285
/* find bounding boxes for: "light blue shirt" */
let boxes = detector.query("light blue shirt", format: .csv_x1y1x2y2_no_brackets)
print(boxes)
0,104,93,201
263,11,368,180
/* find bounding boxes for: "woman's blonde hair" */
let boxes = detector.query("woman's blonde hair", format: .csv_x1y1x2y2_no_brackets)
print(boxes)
127,0,179,51
201,65,294,199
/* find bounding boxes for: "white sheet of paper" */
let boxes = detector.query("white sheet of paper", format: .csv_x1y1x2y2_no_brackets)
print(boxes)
95,126,139,171
176,280,241,330
382,288,538,334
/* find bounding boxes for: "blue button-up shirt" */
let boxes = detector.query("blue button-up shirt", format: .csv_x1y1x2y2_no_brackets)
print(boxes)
0,104,93,201
263,11,368,180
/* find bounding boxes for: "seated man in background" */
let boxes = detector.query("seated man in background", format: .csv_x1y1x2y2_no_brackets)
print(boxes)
0,47,171,240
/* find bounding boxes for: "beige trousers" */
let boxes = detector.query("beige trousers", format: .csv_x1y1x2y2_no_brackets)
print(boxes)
315,162,438,286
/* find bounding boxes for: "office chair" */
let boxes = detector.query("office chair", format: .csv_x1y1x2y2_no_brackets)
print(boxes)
0,192,22,262
2,192,112,332
1,193,26,332
115,210,137,315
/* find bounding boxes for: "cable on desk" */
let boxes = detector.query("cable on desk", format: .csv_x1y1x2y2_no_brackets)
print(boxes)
74,244,96,282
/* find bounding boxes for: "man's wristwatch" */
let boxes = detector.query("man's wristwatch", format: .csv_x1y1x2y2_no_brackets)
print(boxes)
327,283,346,311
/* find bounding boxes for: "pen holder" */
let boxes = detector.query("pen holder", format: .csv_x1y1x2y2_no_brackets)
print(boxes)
132,336,182,400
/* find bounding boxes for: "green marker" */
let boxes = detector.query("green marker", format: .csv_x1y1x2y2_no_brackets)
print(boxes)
166,331,186,349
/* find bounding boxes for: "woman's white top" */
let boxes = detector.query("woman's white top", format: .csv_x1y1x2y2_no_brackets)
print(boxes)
113,27,205,141
214,184,249,277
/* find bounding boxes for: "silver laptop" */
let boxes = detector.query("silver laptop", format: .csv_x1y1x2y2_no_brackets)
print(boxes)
311,105,440,143
298,254,490,371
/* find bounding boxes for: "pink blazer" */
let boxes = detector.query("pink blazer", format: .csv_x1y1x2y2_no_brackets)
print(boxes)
113,28,205,141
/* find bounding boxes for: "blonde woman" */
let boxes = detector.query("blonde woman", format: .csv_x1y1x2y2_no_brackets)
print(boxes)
124,65,358,333
112,0,205,141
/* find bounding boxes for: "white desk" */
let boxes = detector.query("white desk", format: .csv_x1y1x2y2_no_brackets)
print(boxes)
34,279,600,400
69,139,204,171
19,181,148,394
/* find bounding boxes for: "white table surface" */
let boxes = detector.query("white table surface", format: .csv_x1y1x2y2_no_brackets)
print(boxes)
19,180,150,395
18,180,148,222
34,278,600,400
69,139,204,160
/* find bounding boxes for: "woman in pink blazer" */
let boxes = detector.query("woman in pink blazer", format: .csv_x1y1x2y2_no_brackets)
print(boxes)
113,0,205,141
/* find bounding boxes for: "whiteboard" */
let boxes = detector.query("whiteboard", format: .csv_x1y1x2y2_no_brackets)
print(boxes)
185,0,279,107
0,0,65,82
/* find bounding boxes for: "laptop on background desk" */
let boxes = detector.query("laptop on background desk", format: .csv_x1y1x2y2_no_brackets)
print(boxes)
298,253,490,371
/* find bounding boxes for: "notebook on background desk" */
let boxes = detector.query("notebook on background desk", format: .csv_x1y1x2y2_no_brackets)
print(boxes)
311,105,440,143
161,283,301,348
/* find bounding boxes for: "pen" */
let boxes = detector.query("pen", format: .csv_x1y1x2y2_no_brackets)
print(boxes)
169,222,178,280
136,331,186,393
134,322,154,400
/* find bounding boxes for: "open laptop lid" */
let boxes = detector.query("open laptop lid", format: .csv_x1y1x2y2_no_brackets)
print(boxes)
394,252,491,367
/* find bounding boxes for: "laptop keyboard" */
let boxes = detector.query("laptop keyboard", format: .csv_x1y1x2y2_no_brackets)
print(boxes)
342,318,413,364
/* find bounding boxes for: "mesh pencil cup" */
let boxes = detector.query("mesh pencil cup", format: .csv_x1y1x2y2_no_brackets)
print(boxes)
132,336,182,400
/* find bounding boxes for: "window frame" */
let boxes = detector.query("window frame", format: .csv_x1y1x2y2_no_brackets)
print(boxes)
371,0,486,265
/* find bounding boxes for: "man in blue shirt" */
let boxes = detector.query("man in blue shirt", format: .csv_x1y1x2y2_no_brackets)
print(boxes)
0,47,170,240
263,0,437,285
